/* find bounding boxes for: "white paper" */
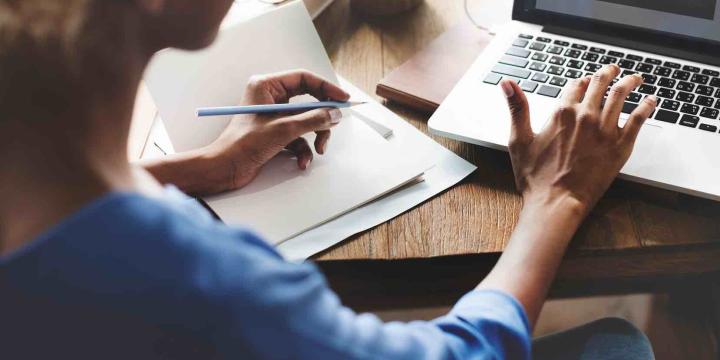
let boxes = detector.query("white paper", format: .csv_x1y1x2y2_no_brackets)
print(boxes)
145,1,337,152
276,78,477,261
204,111,430,244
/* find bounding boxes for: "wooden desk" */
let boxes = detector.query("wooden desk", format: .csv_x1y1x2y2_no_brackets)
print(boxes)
312,0,720,311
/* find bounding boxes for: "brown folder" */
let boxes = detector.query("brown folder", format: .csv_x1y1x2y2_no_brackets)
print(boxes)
376,23,494,113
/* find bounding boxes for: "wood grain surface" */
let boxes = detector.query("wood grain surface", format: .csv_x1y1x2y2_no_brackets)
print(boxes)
311,0,720,271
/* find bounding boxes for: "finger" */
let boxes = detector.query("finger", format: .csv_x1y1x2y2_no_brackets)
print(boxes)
314,130,331,155
602,73,643,130
561,76,591,106
622,95,657,144
583,64,620,109
286,137,314,170
500,79,534,147
261,70,350,102
273,108,342,143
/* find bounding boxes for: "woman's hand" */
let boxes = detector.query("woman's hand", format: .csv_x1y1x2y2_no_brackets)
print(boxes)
477,64,657,327
142,70,349,196
502,64,657,214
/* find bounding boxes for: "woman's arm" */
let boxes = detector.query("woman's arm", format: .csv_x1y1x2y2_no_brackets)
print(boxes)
141,70,348,196
478,64,657,327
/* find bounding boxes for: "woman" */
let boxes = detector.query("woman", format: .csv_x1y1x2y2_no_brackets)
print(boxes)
0,0,655,358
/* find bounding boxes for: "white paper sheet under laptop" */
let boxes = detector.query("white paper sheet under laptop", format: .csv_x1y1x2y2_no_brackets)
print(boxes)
144,1,432,245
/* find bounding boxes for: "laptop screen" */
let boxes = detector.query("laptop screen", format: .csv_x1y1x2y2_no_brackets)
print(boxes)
521,0,720,44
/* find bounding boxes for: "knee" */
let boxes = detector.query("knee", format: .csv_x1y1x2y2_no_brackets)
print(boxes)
589,317,653,352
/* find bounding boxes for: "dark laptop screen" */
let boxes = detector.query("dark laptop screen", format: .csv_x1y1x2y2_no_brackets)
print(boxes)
522,0,720,44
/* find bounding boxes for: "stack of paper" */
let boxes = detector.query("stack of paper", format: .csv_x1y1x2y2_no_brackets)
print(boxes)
144,1,435,245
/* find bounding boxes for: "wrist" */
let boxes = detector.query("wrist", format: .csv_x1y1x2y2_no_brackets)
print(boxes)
521,189,590,226
142,145,231,196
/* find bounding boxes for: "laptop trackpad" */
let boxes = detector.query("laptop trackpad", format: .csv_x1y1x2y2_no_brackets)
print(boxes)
622,123,663,173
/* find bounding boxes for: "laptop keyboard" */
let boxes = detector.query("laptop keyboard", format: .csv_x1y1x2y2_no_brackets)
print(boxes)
483,33,720,133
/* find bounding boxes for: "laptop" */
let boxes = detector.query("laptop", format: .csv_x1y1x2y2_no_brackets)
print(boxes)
429,0,720,200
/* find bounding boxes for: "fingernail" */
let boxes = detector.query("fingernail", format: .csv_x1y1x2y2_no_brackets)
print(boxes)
329,109,342,124
632,73,643,81
500,81,515,98
647,95,658,104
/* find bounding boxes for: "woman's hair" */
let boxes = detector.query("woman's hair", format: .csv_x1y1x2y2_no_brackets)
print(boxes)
0,0,134,121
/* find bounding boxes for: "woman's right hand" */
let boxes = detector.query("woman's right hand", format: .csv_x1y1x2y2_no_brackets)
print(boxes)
501,64,658,214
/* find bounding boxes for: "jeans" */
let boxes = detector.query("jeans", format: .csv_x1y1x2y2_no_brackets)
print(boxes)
533,317,654,360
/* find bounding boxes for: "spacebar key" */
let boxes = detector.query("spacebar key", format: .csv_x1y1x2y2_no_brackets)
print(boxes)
491,64,531,79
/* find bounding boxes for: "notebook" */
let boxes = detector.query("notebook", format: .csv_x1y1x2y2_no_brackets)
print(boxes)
376,23,493,113
143,1,433,245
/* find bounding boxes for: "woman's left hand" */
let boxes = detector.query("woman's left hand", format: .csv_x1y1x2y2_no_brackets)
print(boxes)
141,70,350,196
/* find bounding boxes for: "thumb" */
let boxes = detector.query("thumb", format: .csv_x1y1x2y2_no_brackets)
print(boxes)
500,80,533,147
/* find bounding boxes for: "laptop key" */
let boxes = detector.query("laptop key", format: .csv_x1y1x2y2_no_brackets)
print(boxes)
564,49,582,58
537,37,552,43
565,69,583,79
635,63,654,73
699,124,718,132
654,67,672,77
547,46,563,54
677,91,695,102
537,85,562,98
701,69,720,77
638,85,656,94
519,34,534,39
715,98,720,110
589,47,606,54
529,62,547,71
500,55,529,68
506,47,531,58
581,52,599,62
618,60,635,69
529,42,546,51
627,54,643,61
691,74,709,84
679,114,700,128
547,65,565,76
644,58,662,65
676,81,695,92
700,107,719,119
683,65,701,73
531,72,550,83
657,78,676,88
696,96,714,107
512,38,529,48
571,43,588,50
483,73,502,85
664,61,681,69
711,78,720,87
657,88,676,99
550,76,568,86
554,40,570,46
627,92,642,103
520,80,539,93
492,64,531,79
599,56,617,65
641,74,657,85
661,100,680,111
654,109,680,123
621,102,638,114
567,60,584,69
549,56,566,65
696,85,714,96
608,50,624,57
672,70,690,80
680,103,700,115
532,52,549,62
585,63,602,72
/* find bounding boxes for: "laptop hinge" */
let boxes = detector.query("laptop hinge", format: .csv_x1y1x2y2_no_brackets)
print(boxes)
543,25,720,68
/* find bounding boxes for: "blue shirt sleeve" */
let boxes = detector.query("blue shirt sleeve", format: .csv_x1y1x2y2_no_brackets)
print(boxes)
1,192,531,359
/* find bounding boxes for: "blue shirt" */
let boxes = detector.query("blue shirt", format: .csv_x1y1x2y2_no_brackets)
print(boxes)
0,188,530,359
